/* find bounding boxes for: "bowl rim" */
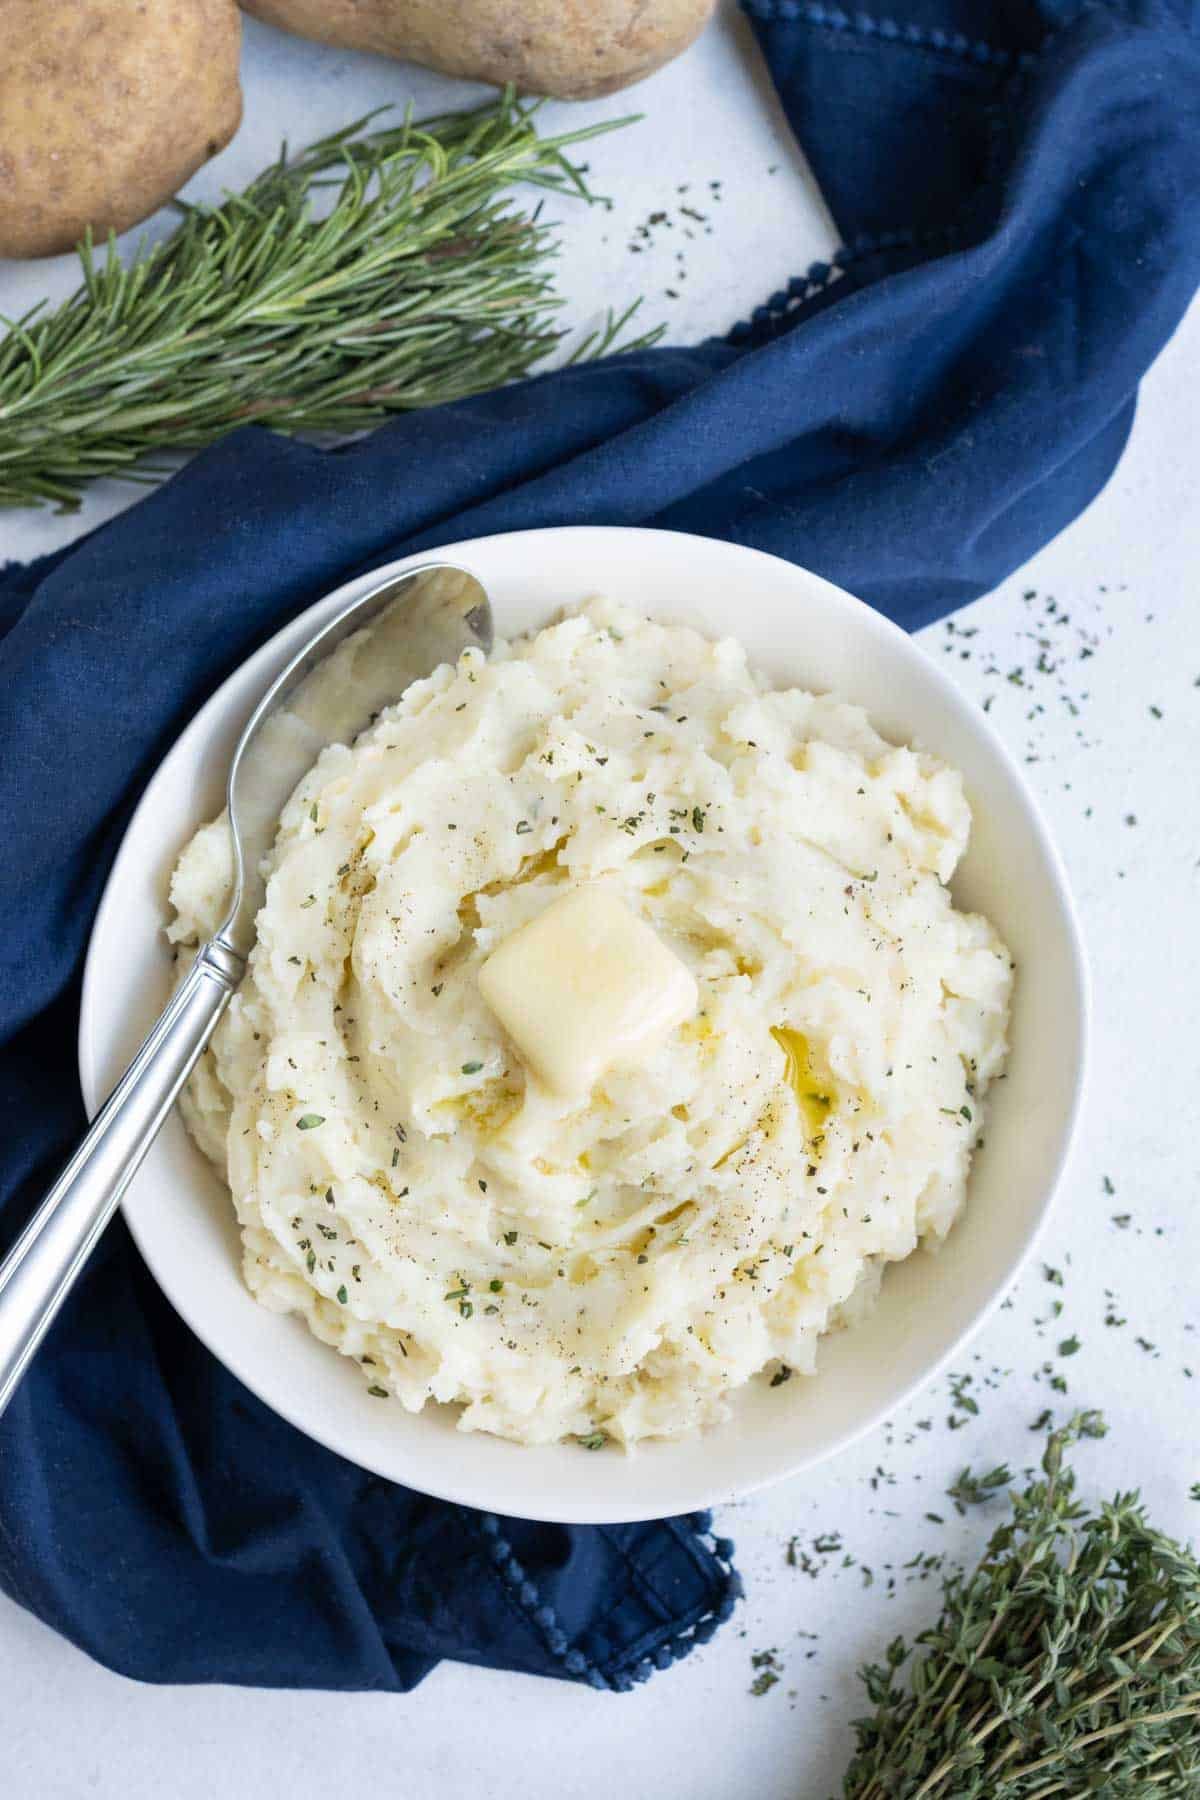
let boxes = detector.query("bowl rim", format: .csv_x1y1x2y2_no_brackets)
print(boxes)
79,525,1089,1522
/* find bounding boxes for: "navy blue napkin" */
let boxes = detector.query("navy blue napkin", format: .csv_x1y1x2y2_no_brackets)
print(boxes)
2,0,1198,1693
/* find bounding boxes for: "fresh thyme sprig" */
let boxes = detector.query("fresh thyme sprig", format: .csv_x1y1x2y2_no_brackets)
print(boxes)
0,94,658,512
843,1413,1200,1798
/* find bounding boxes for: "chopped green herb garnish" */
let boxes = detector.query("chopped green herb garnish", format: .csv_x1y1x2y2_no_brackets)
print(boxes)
462,1061,483,1075
296,1113,325,1130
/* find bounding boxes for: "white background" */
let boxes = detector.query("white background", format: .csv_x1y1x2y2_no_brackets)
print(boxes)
2,5,1198,1796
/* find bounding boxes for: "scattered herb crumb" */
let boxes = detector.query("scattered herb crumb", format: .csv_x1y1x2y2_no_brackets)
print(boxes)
749,1648,782,1696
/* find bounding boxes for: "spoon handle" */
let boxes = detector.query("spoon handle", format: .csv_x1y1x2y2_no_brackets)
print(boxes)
0,939,243,1416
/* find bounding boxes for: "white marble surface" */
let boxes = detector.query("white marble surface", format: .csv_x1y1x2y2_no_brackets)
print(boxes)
2,7,1199,1798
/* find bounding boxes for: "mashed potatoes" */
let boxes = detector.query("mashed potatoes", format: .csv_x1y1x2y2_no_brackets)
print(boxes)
169,598,1012,1448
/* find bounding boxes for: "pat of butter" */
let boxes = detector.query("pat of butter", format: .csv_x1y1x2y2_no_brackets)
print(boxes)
478,886,698,1097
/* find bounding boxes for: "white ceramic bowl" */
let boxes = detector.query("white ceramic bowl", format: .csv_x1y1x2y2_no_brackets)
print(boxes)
80,527,1087,1524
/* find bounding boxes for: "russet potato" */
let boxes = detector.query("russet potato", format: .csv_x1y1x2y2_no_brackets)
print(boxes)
241,0,715,99
0,0,243,259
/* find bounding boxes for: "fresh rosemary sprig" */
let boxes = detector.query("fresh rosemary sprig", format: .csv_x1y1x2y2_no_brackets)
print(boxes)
843,1413,1200,1798
0,94,657,512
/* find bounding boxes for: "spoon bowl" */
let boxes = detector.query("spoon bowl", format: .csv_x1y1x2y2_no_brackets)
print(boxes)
222,563,491,956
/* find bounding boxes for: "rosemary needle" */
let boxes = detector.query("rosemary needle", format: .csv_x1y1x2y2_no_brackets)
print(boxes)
0,93,659,512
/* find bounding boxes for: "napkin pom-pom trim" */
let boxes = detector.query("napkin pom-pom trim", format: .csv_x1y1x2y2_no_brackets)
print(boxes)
727,224,961,346
474,1509,741,1690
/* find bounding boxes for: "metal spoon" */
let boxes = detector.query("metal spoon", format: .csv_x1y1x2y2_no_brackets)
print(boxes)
0,562,492,1415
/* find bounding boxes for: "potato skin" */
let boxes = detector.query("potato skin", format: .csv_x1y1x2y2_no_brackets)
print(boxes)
241,0,715,99
0,0,243,259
